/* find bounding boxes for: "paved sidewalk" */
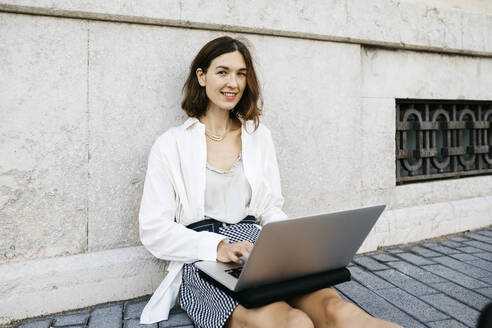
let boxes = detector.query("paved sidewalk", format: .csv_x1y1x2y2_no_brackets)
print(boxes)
6,226,492,328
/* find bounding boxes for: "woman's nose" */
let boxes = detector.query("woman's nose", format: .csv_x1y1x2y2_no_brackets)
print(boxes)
227,74,238,87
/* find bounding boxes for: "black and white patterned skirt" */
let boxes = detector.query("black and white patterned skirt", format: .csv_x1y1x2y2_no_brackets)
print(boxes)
179,217,260,328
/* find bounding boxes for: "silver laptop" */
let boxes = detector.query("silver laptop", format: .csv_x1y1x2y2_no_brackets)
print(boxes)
195,204,385,292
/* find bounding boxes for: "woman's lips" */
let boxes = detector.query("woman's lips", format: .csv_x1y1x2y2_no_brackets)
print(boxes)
222,92,237,100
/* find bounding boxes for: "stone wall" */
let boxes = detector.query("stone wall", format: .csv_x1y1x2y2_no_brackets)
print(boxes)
1,0,491,324
358,48,492,251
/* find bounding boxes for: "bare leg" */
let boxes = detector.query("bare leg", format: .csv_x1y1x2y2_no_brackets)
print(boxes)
226,301,314,328
288,288,403,328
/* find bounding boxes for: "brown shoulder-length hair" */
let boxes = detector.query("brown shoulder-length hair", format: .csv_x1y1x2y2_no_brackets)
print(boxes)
181,36,262,130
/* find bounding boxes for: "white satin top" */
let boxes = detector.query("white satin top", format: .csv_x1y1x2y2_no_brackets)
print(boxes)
204,154,252,223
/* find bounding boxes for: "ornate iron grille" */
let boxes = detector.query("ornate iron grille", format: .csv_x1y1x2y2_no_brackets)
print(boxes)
396,99,492,184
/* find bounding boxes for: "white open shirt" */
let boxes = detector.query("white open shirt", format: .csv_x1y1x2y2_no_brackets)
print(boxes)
139,117,287,324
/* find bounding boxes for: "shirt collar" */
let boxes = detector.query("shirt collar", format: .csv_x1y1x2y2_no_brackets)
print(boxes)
183,117,201,129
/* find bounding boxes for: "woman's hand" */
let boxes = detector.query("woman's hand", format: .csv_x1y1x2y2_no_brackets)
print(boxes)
216,239,254,264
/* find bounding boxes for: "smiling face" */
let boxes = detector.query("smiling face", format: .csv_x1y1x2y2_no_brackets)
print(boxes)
196,51,247,113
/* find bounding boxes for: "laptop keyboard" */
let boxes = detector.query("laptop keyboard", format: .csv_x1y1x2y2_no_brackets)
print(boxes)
225,267,243,278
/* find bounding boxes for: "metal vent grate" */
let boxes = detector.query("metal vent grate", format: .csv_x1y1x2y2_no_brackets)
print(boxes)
396,99,492,184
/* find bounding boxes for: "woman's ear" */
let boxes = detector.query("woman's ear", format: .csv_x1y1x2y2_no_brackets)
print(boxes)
196,68,206,87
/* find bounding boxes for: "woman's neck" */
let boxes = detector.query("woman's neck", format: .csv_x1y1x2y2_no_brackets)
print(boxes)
199,106,231,134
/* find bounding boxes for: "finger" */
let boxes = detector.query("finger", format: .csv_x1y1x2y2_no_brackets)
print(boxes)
237,242,253,258
232,248,245,260
240,241,254,251
234,241,253,254
234,241,251,249
238,246,251,259
229,253,242,264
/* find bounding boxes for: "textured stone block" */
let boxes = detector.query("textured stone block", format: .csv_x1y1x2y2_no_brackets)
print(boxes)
450,253,480,262
460,246,484,254
421,294,480,326
352,256,388,271
431,282,491,311
124,300,148,320
396,253,435,266
379,203,455,246
453,198,492,232
476,287,492,298
468,259,492,272
462,12,492,55
88,304,123,328
387,261,446,284
362,47,492,102
86,22,204,251
359,98,395,195
391,184,490,230
264,40,362,213
474,252,492,261
431,256,491,279
374,288,448,322
336,281,427,327
17,319,52,328
422,264,489,288
0,13,88,263
392,207,422,231
254,36,362,217
53,311,89,326
409,246,441,258
180,0,348,39
449,237,469,242
124,319,157,328
349,266,394,290
385,247,404,254
160,324,193,328
0,246,164,325
370,253,399,262
476,229,492,238
466,233,492,244
0,0,182,21
427,319,467,328
440,241,463,249
372,210,392,233
158,309,193,327
357,231,383,254
375,269,437,296
464,241,492,252
422,243,461,255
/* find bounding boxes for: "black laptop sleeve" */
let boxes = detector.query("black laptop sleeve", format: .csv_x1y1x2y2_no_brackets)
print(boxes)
198,267,351,308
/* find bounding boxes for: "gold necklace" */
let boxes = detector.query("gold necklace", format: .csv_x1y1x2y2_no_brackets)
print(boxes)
205,118,232,142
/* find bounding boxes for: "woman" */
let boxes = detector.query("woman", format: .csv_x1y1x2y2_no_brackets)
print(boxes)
139,36,401,328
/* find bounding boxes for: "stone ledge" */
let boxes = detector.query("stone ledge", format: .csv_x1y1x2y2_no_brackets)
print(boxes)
0,0,492,56
0,246,167,325
359,196,492,253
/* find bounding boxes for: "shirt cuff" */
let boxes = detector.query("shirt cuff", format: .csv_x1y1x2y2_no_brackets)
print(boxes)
261,207,289,226
196,232,229,261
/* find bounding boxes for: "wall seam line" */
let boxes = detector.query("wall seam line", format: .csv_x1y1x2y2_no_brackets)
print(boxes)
86,23,90,253
1,5,492,59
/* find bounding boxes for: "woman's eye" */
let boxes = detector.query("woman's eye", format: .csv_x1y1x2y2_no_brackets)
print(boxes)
218,71,227,75
238,72,247,76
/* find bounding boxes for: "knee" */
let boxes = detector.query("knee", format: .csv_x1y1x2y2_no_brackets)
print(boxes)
322,297,359,325
285,308,314,328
